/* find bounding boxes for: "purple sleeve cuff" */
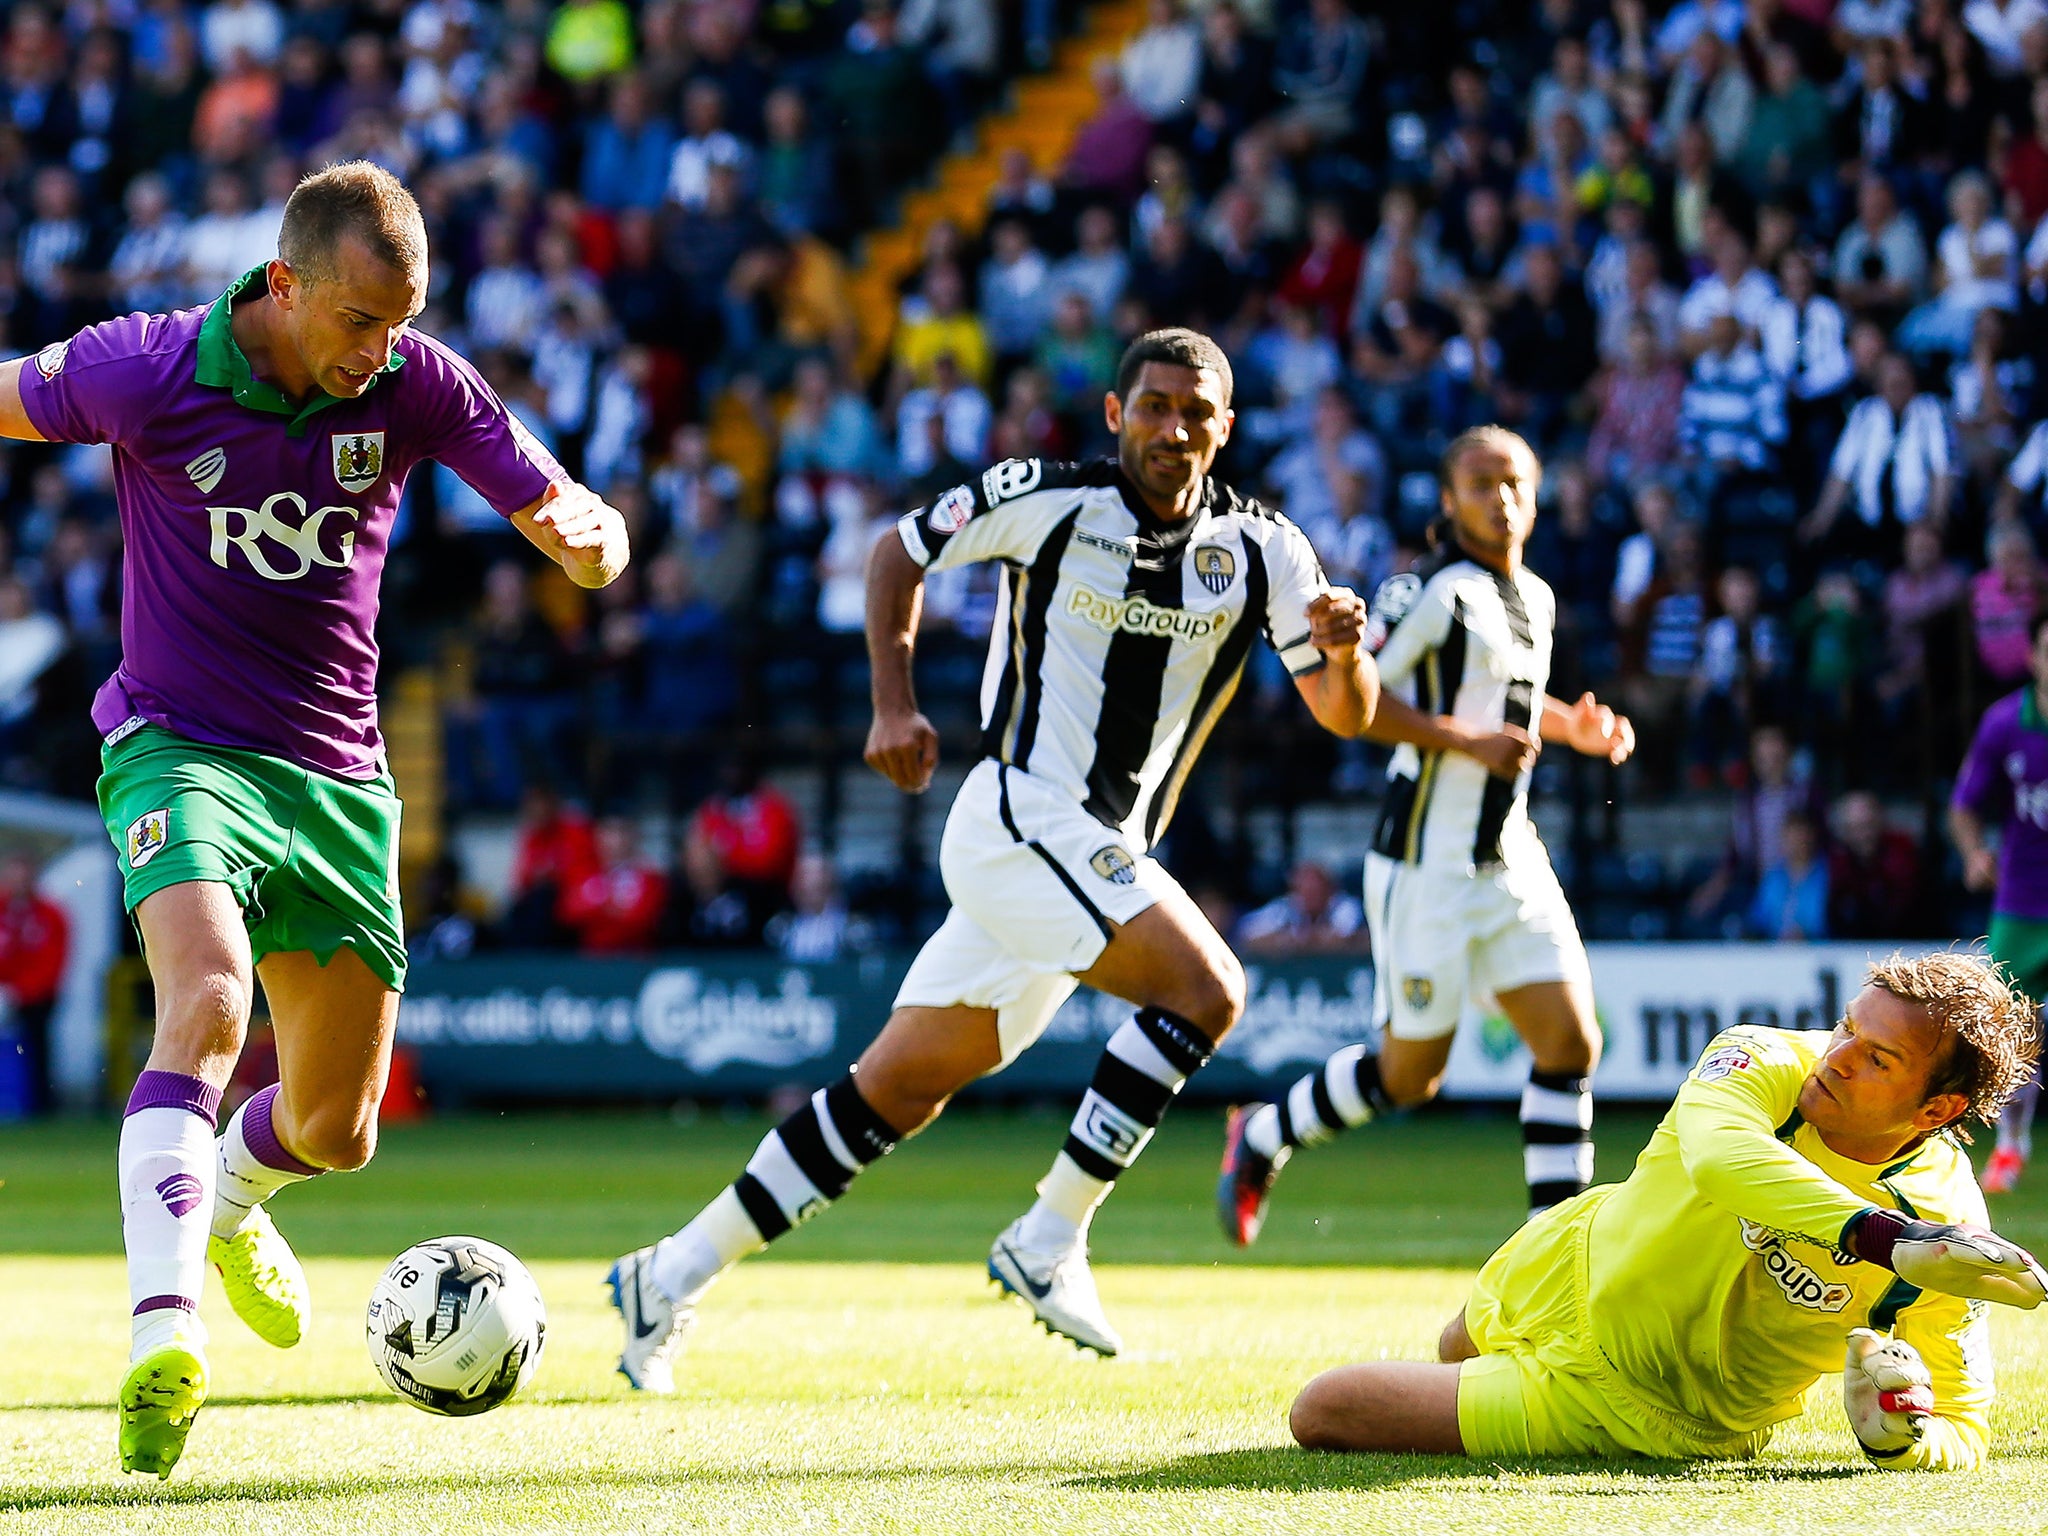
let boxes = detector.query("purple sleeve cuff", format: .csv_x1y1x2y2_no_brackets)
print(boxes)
124,1070,222,1128
1846,1207,1906,1270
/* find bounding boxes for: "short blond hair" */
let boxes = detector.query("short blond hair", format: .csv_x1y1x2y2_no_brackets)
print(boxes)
1866,950,2041,1139
279,161,427,286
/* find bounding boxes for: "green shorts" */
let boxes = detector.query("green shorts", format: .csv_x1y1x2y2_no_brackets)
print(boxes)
1988,912,2048,1007
97,723,407,992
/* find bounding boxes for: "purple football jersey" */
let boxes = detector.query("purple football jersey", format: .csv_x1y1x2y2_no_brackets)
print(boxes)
1952,688,2048,920
18,272,568,779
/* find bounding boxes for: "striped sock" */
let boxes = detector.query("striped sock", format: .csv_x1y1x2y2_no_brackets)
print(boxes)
1020,1008,1215,1249
1241,1044,1392,1160
120,1070,222,1360
1522,1069,1593,1215
651,1075,898,1303
212,1083,323,1240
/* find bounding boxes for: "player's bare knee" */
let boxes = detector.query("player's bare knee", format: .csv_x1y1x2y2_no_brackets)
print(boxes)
1288,1373,1344,1450
1437,1310,1476,1363
293,1107,378,1171
851,1057,957,1136
1533,1029,1599,1079
156,969,252,1056
1182,953,1246,1043
1380,1061,1445,1108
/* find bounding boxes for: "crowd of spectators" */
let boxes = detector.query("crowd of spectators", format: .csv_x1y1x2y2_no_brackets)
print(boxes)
5,0,2047,944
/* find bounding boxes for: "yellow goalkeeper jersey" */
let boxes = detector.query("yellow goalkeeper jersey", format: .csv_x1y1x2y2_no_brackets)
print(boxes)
1578,1026,1993,1467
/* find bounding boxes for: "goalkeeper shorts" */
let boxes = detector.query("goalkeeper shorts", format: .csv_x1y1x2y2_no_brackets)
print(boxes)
1458,1189,1772,1460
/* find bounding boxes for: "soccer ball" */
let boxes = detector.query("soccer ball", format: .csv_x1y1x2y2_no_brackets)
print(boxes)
365,1236,546,1416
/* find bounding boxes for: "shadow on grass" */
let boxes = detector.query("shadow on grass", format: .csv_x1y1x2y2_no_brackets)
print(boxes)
3,1460,1072,1512
4,1391,634,1413
1068,1448,1868,1494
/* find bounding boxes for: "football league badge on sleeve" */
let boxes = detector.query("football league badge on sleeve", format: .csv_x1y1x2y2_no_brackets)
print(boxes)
332,431,385,494
928,484,976,535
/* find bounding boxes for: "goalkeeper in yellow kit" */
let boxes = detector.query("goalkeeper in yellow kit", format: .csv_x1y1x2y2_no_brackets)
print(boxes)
1291,952,2045,1468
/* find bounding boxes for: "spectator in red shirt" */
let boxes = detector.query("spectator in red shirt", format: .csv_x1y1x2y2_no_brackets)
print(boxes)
1826,790,1925,937
2004,76,2048,230
689,754,801,897
558,816,668,955
0,853,67,1112
500,785,602,949
1278,199,1363,340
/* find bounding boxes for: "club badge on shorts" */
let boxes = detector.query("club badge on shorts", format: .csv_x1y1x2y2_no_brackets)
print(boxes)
1402,975,1434,1011
1090,845,1137,885
332,431,385,494
127,808,169,869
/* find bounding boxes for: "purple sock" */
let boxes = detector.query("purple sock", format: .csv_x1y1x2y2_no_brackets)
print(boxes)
213,1082,322,1240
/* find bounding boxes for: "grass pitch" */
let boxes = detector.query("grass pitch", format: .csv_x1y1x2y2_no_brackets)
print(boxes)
5,1105,2048,1534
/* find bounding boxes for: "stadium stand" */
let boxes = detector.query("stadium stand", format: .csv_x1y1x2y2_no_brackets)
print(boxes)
0,0,2031,956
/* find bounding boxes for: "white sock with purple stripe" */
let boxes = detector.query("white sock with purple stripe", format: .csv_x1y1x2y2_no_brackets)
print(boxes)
212,1083,322,1240
120,1070,222,1361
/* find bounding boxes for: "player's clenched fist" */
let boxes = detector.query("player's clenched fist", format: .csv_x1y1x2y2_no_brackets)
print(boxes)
532,483,630,587
866,709,939,794
1306,588,1367,654
1843,1328,1935,1458
1467,725,1540,782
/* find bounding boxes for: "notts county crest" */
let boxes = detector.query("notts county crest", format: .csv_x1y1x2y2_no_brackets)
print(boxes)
1090,845,1137,885
332,431,385,494
1193,545,1236,595
1402,975,1434,1011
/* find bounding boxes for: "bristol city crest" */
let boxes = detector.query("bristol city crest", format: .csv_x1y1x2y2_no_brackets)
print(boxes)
332,431,385,494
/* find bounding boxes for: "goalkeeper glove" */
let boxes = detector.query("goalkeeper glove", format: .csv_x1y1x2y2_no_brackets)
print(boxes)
1849,1210,2048,1309
1842,1327,1934,1459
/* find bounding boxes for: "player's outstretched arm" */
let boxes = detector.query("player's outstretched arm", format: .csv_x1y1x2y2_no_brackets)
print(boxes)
1360,690,1539,781
0,359,50,442
863,527,938,794
512,483,629,589
1847,1209,2048,1309
1289,589,1379,737
1540,692,1635,765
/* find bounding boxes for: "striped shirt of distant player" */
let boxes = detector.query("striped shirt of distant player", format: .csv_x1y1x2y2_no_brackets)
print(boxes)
897,457,1329,850
1363,544,1557,870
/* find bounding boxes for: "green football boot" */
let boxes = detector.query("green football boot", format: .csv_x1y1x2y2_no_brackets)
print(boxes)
208,1204,310,1348
118,1344,207,1479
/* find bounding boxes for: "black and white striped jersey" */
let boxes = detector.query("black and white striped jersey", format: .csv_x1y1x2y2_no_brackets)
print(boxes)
898,457,1330,851
1364,547,1556,871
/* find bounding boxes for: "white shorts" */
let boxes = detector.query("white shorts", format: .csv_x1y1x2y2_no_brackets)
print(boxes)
893,760,1177,1065
1364,847,1591,1042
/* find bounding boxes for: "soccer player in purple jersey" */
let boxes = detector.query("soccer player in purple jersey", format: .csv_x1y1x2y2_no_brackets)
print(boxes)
0,162,629,1477
1950,610,2048,1196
